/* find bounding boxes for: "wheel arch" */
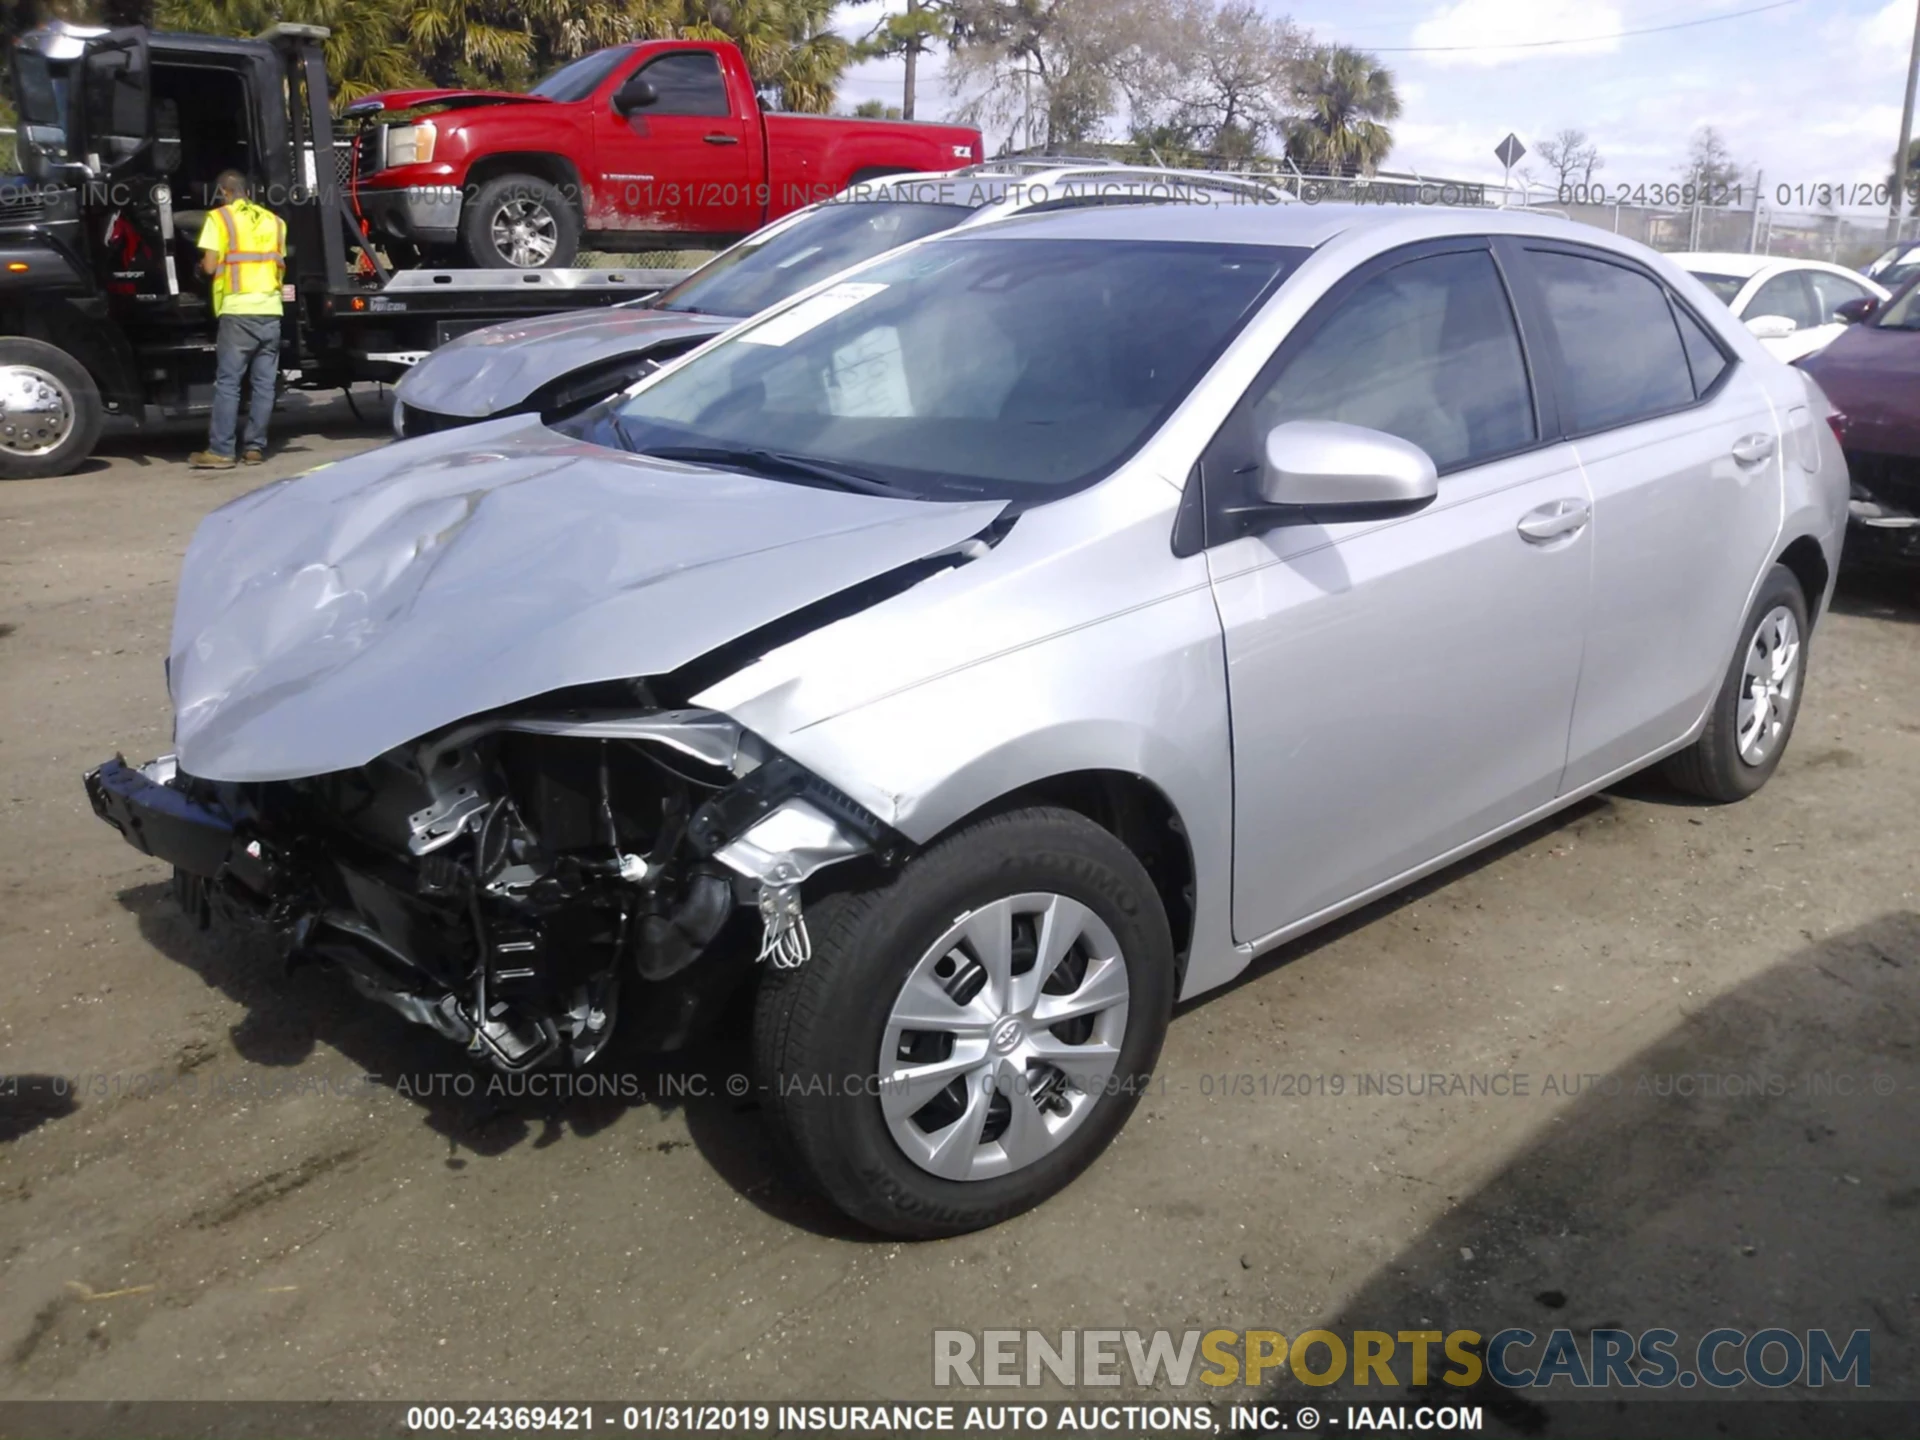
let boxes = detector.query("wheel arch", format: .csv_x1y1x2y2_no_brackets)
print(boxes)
463,154,587,221
920,767,1198,985
0,298,141,412
1775,532,1831,627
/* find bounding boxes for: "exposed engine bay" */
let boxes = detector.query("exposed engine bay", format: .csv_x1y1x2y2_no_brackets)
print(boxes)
86,688,890,1071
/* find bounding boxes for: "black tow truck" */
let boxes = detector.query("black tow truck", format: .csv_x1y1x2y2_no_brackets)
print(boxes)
0,21,685,478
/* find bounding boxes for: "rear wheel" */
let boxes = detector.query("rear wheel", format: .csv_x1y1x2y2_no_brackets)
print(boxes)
754,807,1175,1237
1663,563,1810,800
461,174,580,269
0,337,103,480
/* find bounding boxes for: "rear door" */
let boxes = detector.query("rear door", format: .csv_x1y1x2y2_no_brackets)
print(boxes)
1205,239,1594,942
1511,242,1782,792
593,48,756,237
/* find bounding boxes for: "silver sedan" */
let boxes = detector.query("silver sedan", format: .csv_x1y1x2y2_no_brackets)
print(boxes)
85,204,1846,1237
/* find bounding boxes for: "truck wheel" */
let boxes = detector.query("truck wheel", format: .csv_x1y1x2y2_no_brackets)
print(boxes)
0,337,104,480
462,175,580,269
753,806,1176,1237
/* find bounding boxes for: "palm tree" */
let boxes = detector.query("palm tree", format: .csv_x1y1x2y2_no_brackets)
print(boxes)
1283,43,1398,177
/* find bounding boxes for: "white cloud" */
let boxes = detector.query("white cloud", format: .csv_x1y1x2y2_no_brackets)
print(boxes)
1408,0,1627,67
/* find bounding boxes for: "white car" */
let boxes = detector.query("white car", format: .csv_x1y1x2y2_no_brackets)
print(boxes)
1675,253,1890,363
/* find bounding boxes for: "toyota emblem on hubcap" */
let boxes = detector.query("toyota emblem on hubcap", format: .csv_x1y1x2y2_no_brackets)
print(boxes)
991,1017,1023,1053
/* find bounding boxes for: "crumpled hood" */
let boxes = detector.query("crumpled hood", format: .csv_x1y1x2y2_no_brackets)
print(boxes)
355,88,546,113
169,417,1005,782
394,307,731,419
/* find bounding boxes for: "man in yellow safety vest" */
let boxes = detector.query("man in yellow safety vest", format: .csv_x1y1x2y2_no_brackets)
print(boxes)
190,170,286,469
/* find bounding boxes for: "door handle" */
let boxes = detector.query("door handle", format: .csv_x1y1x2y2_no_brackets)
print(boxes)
703,133,740,145
1516,498,1591,544
1731,432,1776,466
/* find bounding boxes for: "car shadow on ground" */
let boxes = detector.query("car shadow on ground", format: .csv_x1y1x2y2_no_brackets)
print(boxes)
116,878,875,1239
91,389,394,469
1830,565,1920,626
1241,913,1918,1435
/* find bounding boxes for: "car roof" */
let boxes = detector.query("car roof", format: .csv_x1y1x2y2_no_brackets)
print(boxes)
858,164,1290,211
1671,252,1776,277
948,201,1636,255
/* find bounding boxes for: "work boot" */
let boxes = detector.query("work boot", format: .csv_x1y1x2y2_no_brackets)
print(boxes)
241,448,265,465
189,451,236,470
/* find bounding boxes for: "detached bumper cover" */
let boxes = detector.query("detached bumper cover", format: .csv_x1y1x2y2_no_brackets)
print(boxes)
84,755,235,877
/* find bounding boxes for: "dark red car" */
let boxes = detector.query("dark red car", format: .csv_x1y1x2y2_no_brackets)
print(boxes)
1799,275,1920,562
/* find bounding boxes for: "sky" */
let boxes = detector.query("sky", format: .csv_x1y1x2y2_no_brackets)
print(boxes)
827,0,1920,211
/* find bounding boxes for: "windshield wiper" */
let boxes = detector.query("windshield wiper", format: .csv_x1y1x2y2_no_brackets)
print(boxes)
641,445,910,497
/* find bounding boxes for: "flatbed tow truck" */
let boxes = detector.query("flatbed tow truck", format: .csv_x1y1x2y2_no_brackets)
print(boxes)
0,21,686,477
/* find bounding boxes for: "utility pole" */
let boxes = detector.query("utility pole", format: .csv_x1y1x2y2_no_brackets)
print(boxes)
902,0,919,121
1890,0,1920,245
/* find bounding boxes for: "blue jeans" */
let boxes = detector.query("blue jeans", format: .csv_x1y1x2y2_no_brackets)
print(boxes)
208,313,281,457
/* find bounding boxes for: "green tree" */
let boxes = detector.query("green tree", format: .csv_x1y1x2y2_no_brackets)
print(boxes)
1282,43,1398,176
155,0,850,110
853,97,903,119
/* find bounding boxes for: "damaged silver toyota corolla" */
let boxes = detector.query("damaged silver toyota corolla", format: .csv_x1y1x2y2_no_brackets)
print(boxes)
86,205,1845,1236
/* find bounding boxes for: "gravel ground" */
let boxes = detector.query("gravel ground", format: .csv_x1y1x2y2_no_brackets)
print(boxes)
0,398,1913,1419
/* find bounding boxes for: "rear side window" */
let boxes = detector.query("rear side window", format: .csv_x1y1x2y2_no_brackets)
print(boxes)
638,52,730,116
1671,302,1729,397
1528,250,1694,433
1224,248,1535,474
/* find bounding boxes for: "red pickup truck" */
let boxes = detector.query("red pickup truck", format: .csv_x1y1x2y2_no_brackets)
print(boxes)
348,39,983,269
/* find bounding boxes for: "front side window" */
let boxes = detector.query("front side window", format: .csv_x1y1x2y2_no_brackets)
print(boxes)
1746,271,1822,330
1528,249,1695,433
635,52,730,117
590,237,1301,499
529,46,634,102
654,201,973,317
1224,248,1536,475
1808,270,1873,321
1875,279,1920,330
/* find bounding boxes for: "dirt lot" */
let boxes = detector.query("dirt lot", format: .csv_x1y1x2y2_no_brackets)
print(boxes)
1,399,1915,1417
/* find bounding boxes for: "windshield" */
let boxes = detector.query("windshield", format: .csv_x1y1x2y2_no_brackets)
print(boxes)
1685,270,1746,305
653,200,973,317
586,236,1301,500
530,46,635,101
1874,277,1920,330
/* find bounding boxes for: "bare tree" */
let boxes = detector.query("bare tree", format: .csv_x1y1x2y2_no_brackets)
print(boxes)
948,0,1167,149
1679,125,1742,193
1536,127,1603,190
1132,0,1303,157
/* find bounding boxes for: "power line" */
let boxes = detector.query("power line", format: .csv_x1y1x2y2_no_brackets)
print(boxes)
1363,0,1805,54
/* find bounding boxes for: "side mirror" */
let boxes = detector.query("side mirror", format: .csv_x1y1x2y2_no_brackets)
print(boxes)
1835,297,1880,324
1253,420,1438,518
1745,314,1798,340
612,77,658,115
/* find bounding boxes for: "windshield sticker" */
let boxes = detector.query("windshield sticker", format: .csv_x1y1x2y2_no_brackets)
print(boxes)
740,282,888,347
827,325,913,417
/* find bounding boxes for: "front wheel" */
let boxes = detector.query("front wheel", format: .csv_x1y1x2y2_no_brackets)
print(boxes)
754,807,1175,1237
461,174,581,269
0,337,103,480
1663,562,1810,801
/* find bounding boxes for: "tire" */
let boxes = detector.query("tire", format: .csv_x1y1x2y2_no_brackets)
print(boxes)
460,174,581,269
847,166,913,186
1663,563,1810,801
754,806,1176,1238
0,336,104,480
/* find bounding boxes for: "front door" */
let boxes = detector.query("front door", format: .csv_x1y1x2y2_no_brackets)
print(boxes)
1204,241,1593,943
1511,243,1784,791
593,48,756,238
